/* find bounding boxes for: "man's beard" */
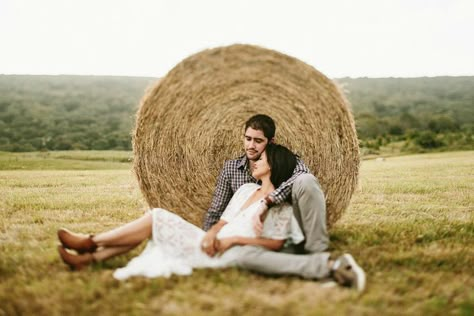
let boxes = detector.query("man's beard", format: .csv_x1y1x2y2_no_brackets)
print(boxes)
246,151,262,161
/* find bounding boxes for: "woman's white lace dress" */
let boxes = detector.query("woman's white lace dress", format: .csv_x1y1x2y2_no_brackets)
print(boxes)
113,183,304,280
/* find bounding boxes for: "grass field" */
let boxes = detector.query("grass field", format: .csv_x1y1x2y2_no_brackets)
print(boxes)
0,150,473,315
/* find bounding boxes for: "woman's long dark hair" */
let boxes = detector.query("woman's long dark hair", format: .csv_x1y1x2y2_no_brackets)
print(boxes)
265,143,297,188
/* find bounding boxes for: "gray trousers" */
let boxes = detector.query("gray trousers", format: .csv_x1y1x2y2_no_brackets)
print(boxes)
234,174,330,279
291,173,329,253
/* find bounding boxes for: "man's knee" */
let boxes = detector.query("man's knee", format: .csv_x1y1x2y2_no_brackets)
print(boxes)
292,174,323,198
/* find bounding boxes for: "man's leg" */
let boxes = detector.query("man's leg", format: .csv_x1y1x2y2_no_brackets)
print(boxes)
292,174,329,253
233,246,331,279
233,246,367,291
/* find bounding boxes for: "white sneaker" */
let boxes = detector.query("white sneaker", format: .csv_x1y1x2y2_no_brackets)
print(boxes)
331,254,366,292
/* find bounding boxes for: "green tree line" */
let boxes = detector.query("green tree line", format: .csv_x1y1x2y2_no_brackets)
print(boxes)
0,75,472,152
339,77,473,153
0,75,154,151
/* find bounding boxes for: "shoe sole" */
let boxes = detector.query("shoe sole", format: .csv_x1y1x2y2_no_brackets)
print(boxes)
58,245,77,271
342,254,366,292
57,245,86,271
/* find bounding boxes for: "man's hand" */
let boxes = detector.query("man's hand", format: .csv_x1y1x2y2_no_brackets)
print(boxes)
201,231,218,257
215,237,237,255
252,200,269,236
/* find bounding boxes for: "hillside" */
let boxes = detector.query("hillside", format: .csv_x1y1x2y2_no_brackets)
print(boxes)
0,75,472,152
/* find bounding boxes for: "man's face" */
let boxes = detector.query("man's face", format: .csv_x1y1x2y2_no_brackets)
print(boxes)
244,127,269,161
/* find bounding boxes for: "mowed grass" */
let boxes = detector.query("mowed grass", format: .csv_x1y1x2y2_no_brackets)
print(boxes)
0,151,132,170
0,150,472,315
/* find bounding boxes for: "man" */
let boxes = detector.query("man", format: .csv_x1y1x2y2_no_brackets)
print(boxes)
201,114,365,291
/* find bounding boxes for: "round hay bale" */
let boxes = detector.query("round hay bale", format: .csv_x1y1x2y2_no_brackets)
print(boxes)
133,44,359,228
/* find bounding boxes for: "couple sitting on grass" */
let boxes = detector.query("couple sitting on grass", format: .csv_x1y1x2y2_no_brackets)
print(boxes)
58,114,366,291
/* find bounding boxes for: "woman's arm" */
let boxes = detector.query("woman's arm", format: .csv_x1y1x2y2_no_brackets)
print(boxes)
235,236,285,250
216,236,285,253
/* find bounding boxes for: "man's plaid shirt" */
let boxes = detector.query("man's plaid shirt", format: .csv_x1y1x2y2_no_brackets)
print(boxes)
202,154,310,231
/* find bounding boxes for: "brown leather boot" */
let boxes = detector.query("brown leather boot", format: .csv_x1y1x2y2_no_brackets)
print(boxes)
58,245,95,271
57,228,98,254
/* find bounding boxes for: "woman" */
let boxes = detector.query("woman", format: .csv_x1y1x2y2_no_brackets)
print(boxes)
58,143,305,279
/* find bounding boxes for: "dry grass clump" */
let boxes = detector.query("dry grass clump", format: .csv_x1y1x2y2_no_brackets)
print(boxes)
133,44,359,227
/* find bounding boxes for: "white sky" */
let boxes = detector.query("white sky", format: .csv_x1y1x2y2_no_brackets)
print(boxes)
1,0,473,78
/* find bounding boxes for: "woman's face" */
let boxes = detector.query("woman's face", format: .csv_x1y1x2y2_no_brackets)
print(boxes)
252,151,271,180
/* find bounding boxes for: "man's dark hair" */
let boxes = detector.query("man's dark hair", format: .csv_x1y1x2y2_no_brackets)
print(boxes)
245,114,276,141
265,143,297,188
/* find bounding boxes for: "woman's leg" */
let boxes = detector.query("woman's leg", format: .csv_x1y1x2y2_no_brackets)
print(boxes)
92,244,140,262
92,212,152,247
58,244,141,270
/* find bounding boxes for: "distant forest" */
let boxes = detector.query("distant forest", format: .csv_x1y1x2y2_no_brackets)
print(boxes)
0,75,472,153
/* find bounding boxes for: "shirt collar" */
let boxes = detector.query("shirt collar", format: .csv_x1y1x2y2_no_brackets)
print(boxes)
237,154,249,170
238,154,260,183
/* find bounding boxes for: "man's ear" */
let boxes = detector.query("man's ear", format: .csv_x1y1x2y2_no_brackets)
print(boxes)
269,138,275,144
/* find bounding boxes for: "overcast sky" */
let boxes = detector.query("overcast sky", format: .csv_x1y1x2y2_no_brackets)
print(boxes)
1,0,473,78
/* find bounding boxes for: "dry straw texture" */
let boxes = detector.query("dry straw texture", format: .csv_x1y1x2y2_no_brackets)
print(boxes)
133,44,359,228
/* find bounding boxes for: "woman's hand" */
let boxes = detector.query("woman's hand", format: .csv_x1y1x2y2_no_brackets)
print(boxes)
215,237,237,255
201,231,218,257
201,220,228,257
